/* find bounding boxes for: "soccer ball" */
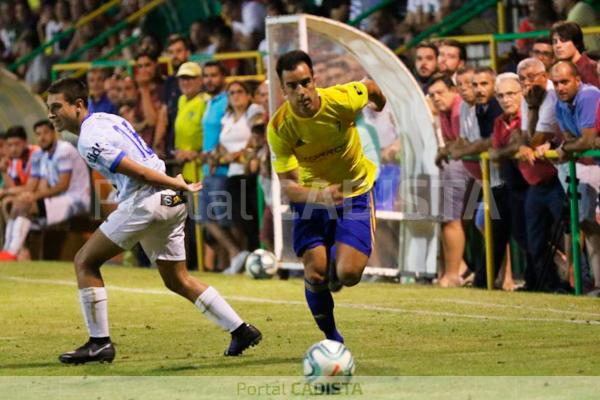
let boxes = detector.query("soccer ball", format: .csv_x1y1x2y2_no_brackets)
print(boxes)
245,249,278,279
303,339,355,393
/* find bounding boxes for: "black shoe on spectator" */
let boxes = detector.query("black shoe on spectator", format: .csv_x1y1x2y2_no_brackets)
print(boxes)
225,323,262,356
59,340,115,364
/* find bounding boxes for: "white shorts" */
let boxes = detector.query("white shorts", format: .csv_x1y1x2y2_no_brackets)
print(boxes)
100,189,187,263
42,194,88,225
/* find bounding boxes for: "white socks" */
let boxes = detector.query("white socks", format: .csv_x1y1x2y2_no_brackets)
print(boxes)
4,216,31,255
79,287,110,338
194,286,243,332
3,218,14,251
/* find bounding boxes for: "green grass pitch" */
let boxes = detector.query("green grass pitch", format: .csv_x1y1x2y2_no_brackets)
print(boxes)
1,261,600,377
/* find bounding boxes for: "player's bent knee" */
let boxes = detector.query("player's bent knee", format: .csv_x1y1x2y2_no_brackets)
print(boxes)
304,269,326,284
338,269,362,287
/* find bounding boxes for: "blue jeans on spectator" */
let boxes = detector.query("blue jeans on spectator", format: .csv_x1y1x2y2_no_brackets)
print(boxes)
524,177,567,291
474,184,529,288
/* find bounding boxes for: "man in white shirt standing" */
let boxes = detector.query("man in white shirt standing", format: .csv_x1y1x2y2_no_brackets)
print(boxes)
0,120,90,261
46,78,262,365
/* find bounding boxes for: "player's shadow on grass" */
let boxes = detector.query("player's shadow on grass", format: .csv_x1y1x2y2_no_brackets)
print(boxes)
0,361,57,370
151,356,298,373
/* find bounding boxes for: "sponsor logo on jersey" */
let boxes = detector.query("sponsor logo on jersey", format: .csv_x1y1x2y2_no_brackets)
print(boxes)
86,143,103,163
296,145,345,162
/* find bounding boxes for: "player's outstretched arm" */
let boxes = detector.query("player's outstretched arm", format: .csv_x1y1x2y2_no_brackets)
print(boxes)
360,78,386,112
115,156,202,192
277,170,343,205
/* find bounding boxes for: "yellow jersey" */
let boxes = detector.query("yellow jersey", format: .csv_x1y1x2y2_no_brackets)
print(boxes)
174,93,207,182
267,82,376,197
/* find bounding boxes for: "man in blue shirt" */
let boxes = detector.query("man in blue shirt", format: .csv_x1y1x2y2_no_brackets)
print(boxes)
87,68,118,115
552,60,600,294
198,61,250,273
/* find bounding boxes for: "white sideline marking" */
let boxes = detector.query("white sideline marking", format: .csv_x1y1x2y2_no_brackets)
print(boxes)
2,275,600,326
428,298,600,318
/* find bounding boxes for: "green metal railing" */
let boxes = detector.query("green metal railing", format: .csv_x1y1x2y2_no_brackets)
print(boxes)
8,0,121,72
395,0,499,55
59,0,167,64
470,150,600,295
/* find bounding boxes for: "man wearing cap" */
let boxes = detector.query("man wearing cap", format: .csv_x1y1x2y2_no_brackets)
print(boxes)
173,61,206,183
173,61,207,271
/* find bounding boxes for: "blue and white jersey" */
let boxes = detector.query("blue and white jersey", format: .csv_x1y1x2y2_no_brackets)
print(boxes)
78,113,164,202
37,140,91,206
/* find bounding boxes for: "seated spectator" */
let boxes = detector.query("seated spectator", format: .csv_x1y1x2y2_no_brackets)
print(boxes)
42,0,74,56
0,2,17,62
405,0,442,34
87,68,118,115
189,19,216,55
15,31,50,94
553,0,600,55
215,80,264,274
221,0,266,51
0,120,90,261
516,0,558,55
104,74,121,106
414,42,439,93
0,126,41,250
531,38,556,71
0,126,40,192
173,62,206,183
551,21,600,88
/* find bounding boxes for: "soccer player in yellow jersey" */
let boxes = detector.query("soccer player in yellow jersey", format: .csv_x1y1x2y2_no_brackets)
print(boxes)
268,50,386,343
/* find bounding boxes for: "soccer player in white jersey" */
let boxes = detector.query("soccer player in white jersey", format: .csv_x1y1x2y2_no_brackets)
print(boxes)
0,120,90,261
46,78,262,364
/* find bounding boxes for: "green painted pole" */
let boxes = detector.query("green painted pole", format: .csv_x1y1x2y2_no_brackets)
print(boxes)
568,159,582,296
256,175,265,249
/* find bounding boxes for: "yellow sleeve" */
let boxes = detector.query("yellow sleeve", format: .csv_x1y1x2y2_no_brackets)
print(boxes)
340,81,369,114
267,122,299,173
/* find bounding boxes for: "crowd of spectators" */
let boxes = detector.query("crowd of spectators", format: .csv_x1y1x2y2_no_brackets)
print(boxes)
0,1,600,294
429,17,600,295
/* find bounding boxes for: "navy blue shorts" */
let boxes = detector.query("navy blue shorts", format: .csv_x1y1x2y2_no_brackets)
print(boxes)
290,191,376,257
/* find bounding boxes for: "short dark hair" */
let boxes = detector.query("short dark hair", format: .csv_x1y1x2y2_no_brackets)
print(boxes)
415,41,439,57
551,60,580,77
203,60,228,76
474,66,496,77
251,123,266,135
437,39,467,61
456,65,476,76
551,21,585,53
135,49,158,62
48,77,88,105
168,34,190,50
33,120,54,132
276,50,313,81
427,73,455,89
5,125,27,141
533,37,552,46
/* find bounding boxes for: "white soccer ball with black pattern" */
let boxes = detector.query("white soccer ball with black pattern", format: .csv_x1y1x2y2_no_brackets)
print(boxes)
303,339,355,390
244,249,278,279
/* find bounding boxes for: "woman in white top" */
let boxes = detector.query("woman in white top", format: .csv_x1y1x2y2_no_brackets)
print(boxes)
215,80,264,274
